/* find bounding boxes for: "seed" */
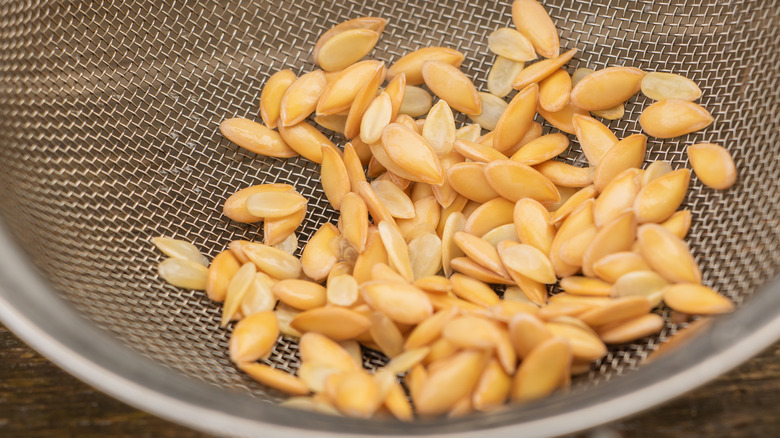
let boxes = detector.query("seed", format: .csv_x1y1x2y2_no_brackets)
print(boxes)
485,160,560,204
537,301,594,320
443,315,500,349
358,92,392,145
382,382,414,422
362,281,433,325
421,61,481,114
639,99,713,139
550,199,595,278
313,16,387,61
384,347,432,376
317,60,383,116
277,121,336,164
421,100,457,155
260,70,297,129
387,46,465,85
557,226,597,267
432,152,464,209
536,101,589,135
398,85,433,118
298,363,342,394
343,143,368,191
238,362,309,396
638,224,702,284
593,168,642,227
317,148,351,211
353,230,389,285
572,114,619,167
508,313,553,360
464,197,516,237
513,198,556,256
315,114,347,134
279,70,327,126
223,184,294,224
545,322,607,361
385,73,407,121
228,240,252,264
612,270,667,307
581,211,637,277
396,113,420,132
409,233,443,280
472,359,512,412
377,220,414,282
634,169,690,224
300,332,360,371
512,48,577,90
552,185,598,225
663,283,735,315
510,133,569,166
441,212,467,277
415,350,485,417
598,313,665,344
344,62,387,139
447,162,500,203
454,231,510,278
397,196,441,242
511,337,571,402
152,237,207,266
641,72,702,101
272,232,299,256
534,161,595,188
325,274,359,307
592,103,625,120
414,276,452,295
661,210,693,239
450,273,501,307
570,66,645,111
499,243,556,284
481,223,520,247
381,123,444,185
368,311,405,358
687,143,737,190
317,28,379,72
493,83,538,152
511,0,560,58
299,223,340,282
264,205,307,246
559,276,612,297
245,191,307,219
468,92,509,132
241,272,278,316
404,308,458,350
272,279,327,311
548,293,612,308
594,134,647,191
456,123,482,142
229,311,278,363
158,257,208,291
488,55,525,98
274,303,303,338
592,252,652,284
539,69,571,112
205,250,240,302
243,242,303,280
219,118,297,158
339,193,368,253
488,27,537,61
450,257,515,285
291,307,371,341
578,296,652,328
357,181,398,229
333,370,383,418
453,140,508,164
642,160,673,187
368,180,414,220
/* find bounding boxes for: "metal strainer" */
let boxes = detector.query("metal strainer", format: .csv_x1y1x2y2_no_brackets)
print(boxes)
0,0,778,436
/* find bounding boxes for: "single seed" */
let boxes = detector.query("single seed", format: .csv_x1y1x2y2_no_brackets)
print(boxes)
641,72,702,101
473,359,512,412
573,114,619,167
409,233,443,280
639,99,713,139
422,100,457,155
422,61,482,114
299,332,360,371
362,281,433,325
300,223,340,282
360,91,393,145
241,272,278,316
511,133,569,166
484,160,560,204
229,311,278,363
277,121,336,164
581,211,637,277
499,243,557,284
279,70,327,126
385,73,407,120
638,224,702,284
536,100,588,135
387,47,465,85
450,257,515,285
534,161,595,188
219,118,297,158
339,192,369,252
481,223,520,247
455,123,482,142
378,221,414,282
593,168,642,227
560,276,613,297
468,92,509,132
223,183,294,224
315,114,347,134
291,307,371,341
272,279,327,311
592,251,652,284
612,270,667,307
246,191,307,218
260,69,297,129
454,231,510,278
598,313,665,344
158,258,208,291
152,237,207,266
642,160,673,187
488,27,537,62
661,210,693,239
450,273,501,307
594,134,647,192
687,143,737,190
493,83,538,152
511,337,571,402
369,311,405,358
511,0,560,58
464,197,516,237
371,179,415,219
453,139,508,164
550,199,594,278
663,283,735,315
206,250,240,302
265,205,307,246
551,185,598,225
316,28,379,72
570,67,645,111
634,169,690,224
399,85,434,118
239,362,309,396
592,103,625,120
488,56,525,98
578,296,652,328
312,16,387,62
441,212,467,277
538,69,571,112
448,162,501,203
317,60,383,115
514,198,556,255
320,146,351,210
512,48,577,90
333,370,382,418
381,123,444,185
415,350,485,416
545,322,607,361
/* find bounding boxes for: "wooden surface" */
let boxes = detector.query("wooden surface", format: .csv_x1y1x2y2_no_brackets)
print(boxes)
2,324,779,438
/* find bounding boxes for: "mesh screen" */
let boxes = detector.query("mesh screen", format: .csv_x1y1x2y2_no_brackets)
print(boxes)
0,0,778,412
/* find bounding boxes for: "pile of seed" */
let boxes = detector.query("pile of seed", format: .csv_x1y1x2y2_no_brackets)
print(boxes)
153,0,738,420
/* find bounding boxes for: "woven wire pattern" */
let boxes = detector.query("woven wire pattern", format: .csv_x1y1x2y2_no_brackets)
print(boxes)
0,0,778,417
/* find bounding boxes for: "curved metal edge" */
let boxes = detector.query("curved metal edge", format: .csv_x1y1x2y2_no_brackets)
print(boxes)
1,216,779,438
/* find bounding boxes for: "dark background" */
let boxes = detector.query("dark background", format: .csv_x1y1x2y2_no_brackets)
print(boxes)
1,325,779,437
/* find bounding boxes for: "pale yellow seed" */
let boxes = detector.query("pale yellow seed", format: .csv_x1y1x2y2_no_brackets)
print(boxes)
313,16,387,62
422,61,481,115
152,237,207,266
638,224,702,284
593,168,642,228
550,199,595,278
511,0,560,58
260,69,297,129
370,179,415,219
319,146,351,210
291,307,371,341
594,134,647,192
661,210,693,239
219,118,297,158
468,92,509,131
339,192,369,253
514,198,556,255
453,139,508,164
545,322,607,361
641,72,702,101
433,151,465,208
241,272,278,317
316,28,379,72
441,212,467,277
360,91,393,145
481,223,520,247
485,160,561,204
559,276,612,297
455,123,482,143
508,313,553,358
397,196,441,242
314,114,347,134
687,143,737,190
381,123,444,185
239,362,309,396
206,250,240,303
612,270,667,307
158,258,208,291
450,257,515,285
275,303,303,338
511,133,569,166
398,85,433,118
378,220,414,282
279,70,327,127
552,185,598,225
536,101,588,135
511,337,571,402
598,313,665,344
447,162,500,203
454,231,510,278
488,27,537,62
443,315,500,349
512,48,577,90
415,350,485,417
634,169,690,224
300,223,340,282
326,274,359,307
387,46,465,85
272,232,298,256
578,296,652,328
573,114,619,167
353,230,389,285
493,83,538,152
639,99,713,139
663,283,735,315
570,66,645,111
642,160,673,187
473,359,512,411
571,68,594,87
369,311,405,358
316,60,382,116
464,197,516,237
299,332,360,371
488,55,525,98
344,63,387,139
265,204,307,246
224,184,295,224
409,233,443,280
385,73,407,121
362,281,433,325
592,103,625,120
229,311,278,363
220,262,256,324
592,251,651,284
245,191,306,218
534,160,595,188
450,273,501,307
333,370,382,418
272,279,327,311
422,100,457,155
499,243,556,284
538,69,571,112
557,225,597,267
581,211,637,277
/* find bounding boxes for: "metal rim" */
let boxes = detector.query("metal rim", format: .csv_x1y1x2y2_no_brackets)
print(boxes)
1,221,780,437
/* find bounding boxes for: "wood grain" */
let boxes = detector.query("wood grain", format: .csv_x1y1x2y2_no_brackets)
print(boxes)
1,324,779,437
